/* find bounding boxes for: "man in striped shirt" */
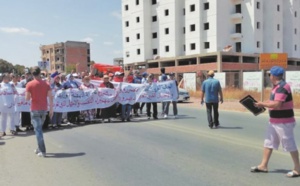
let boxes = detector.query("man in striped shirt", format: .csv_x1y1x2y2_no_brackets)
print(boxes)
251,66,300,178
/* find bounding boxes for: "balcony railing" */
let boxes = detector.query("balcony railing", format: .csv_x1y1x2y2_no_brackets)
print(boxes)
230,33,243,40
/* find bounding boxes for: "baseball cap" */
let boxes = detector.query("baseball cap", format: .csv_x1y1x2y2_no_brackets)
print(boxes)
207,70,215,76
142,72,148,77
169,72,175,76
270,66,284,76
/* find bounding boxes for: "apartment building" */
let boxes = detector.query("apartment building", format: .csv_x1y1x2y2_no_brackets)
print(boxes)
40,41,90,73
122,0,300,86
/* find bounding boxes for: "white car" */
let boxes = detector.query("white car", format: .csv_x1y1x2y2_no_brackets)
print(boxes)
177,88,190,102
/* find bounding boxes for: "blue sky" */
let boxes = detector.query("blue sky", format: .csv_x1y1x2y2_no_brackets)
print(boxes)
0,0,122,67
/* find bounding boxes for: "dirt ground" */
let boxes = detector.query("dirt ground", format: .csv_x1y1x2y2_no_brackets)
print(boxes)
182,97,300,117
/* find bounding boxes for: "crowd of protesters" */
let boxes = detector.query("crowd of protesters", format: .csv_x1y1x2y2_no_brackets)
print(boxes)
0,67,179,137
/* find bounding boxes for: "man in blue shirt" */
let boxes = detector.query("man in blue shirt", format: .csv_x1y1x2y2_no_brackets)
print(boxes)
201,70,223,129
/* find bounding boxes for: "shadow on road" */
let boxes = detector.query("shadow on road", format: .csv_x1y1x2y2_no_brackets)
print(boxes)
46,152,86,158
218,126,243,129
269,169,290,174
0,141,5,145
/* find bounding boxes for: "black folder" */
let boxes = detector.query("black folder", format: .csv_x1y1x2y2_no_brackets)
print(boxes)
239,95,266,116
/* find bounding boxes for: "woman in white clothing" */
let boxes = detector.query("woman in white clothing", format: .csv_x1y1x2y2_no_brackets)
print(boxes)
0,73,18,136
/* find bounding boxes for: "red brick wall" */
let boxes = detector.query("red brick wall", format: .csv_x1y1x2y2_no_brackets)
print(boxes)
66,47,88,73
222,63,259,71
147,63,218,74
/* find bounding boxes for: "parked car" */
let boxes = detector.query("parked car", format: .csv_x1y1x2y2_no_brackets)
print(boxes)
178,88,190,102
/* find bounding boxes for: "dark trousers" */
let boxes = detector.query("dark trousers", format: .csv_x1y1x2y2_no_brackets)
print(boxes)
140,103,145,111
205,102,219,127
68,111,80,123
146,102,157,118
133,103,140,115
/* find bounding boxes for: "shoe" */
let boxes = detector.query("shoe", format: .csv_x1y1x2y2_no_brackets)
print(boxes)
0,132,6,137
16,127,24,132
10,130,17,135
122,118,125,122
148,117,150,120
127,118,131,122
174,115,178,119
37,152,46,157
250,166,268,173
286,171,300,178
108,118,111,123
53,125,58,129
34,149,40,154
215,125,220,129
140,110,143,114
164,114,168,119
209,125,213,129
153,117,158,120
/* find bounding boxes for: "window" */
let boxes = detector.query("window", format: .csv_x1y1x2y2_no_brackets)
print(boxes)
165,46,169,52
236,24,242,33
295,45,297,51
137,33,140,40
183,8,185,15
126,37,130,42
235,4,241,13
277,5,280,11
257,2,260,9
183,27,185,34
136,17,140,23
152,32,157,38
204,23,209,30
126,51,130,58
165,9,169,16
190,24,196,32
190,4,195,12
183,45,186,52
152,0,157,5
295,11,297,17
257,22,260,29
204,42,210,49
277,42,280,49
277,24,280,31
257,41,260,48
56,57,59,61
136,0,139,5
125,5,129,11
152,15,157,22
204,3,209,10
295,28,297,35
137,49,141,55
236,42,241,52
165,28,169,35
87,49,90,54
125,21,129,27
153,48,158,55
190,43,196,50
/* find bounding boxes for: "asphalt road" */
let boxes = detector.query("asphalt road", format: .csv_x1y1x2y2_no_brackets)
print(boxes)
0,104,300,186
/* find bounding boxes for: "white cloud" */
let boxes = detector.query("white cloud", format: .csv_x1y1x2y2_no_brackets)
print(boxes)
81,37,94,43
113,50,123,55
28,41,40,46
110,11,121,20
0,27,44,36
103,41,114,46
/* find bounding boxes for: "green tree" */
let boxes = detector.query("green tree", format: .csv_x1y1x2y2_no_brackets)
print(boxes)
0,59,14,73
65,64,76,74
14,64,26,75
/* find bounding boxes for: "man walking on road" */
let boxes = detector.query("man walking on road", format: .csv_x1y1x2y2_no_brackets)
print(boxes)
26,66,53,157
251,66,300,178
200,70,223,129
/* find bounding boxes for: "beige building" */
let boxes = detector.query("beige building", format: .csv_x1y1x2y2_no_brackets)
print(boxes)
40,41,90,73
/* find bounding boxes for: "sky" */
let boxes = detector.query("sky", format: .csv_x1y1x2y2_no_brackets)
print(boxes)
0,0,122,67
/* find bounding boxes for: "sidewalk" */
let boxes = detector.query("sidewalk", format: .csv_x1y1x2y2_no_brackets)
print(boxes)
185,97,300,117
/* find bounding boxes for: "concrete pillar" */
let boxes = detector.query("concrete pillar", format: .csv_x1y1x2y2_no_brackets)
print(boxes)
239,70,243,89
196,57,200,64
175,59,179,66
217,52,222,72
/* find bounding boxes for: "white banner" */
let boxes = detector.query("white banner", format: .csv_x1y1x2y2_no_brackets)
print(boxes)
0,81,178,113
286,71,300,94
243,72,262,92
214,72,226,88
183,73,196,92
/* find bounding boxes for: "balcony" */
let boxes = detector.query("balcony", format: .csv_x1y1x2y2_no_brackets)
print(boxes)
231,13,243,22
230,33,243,40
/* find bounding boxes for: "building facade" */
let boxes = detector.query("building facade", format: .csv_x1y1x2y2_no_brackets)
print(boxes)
122,0,300,87
40,41,90,73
